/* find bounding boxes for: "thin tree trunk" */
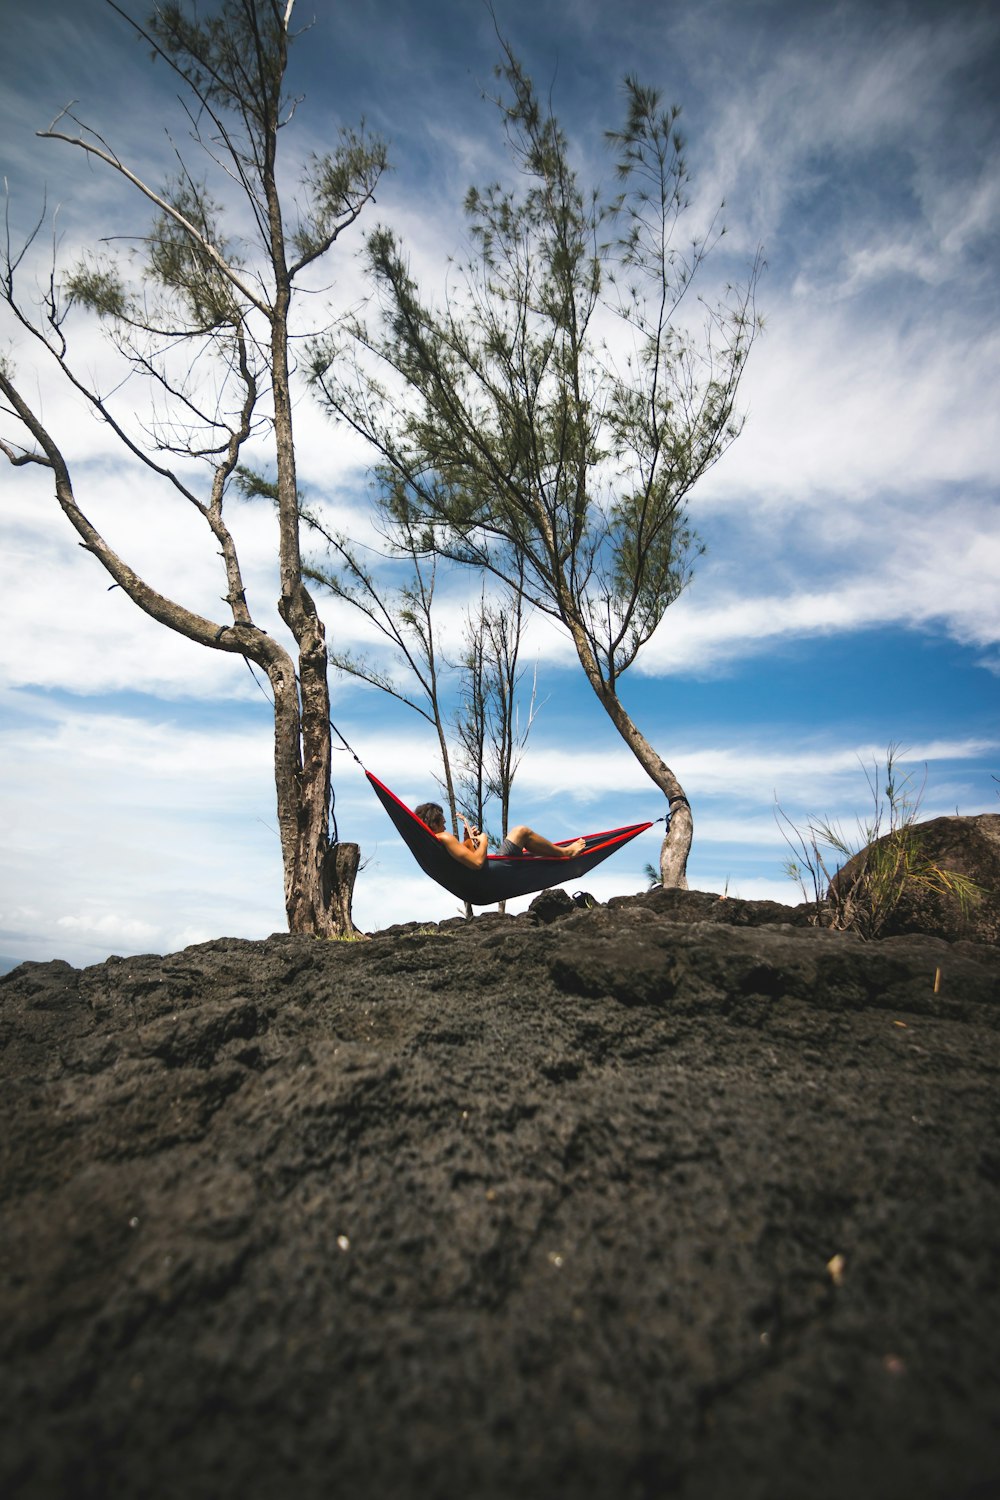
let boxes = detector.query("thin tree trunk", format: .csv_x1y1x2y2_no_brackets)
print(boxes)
604,692,692,889
566,619,692,887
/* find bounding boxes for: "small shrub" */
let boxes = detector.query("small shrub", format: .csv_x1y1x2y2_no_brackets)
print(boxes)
777,745,982,940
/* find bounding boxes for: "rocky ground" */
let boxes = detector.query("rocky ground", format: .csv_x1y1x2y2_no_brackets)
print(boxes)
2,886,999,1500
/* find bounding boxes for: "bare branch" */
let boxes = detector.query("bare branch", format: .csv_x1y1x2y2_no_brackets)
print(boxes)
40,111,270,316
0,436,54,468
0,364,258,652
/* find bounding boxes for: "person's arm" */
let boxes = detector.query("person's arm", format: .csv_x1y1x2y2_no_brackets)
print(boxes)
435,826,489,869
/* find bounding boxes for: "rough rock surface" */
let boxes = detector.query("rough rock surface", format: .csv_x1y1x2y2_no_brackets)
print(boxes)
2,888,999,1500
833,812,1000,945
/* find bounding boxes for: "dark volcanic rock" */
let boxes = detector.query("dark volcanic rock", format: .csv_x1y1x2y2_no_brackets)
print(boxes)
2,892,999,1500
834,812,1000,945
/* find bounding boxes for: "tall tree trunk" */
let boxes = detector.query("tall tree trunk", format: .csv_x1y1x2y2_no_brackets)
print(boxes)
267,209,355,935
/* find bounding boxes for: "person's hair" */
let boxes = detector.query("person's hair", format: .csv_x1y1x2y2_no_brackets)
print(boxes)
415,801,445,831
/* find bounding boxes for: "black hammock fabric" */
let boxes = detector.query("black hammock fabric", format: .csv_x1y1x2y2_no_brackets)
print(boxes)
366,771,655,905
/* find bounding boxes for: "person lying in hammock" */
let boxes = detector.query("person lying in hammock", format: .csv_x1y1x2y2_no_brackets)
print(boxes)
413,801,587,871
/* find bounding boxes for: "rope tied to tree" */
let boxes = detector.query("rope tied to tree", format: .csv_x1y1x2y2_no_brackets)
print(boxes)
330,719,364,766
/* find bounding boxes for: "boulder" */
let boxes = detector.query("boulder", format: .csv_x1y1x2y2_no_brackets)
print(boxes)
527,885,576,922
832,813,1000,944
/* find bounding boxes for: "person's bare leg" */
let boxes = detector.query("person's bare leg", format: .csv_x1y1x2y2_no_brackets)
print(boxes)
507,825,586,859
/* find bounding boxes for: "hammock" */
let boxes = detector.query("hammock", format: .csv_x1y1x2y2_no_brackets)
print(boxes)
366,771,655,906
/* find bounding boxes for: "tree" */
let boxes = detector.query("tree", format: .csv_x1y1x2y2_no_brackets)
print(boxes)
0,0,386,935
312,45,761,885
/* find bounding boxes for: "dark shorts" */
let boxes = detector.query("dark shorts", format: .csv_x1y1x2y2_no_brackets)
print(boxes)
498,837,526,857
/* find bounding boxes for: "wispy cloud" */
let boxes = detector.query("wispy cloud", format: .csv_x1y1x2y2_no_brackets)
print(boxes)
638,507,1000,675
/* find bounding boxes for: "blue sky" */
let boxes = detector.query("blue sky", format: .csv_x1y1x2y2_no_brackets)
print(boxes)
1,0,998,968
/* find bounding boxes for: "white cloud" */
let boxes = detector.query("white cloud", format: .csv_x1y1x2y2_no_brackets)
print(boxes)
637,511,1000,675
700,303,1000,509
56,910,159,944
689,3,999,262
